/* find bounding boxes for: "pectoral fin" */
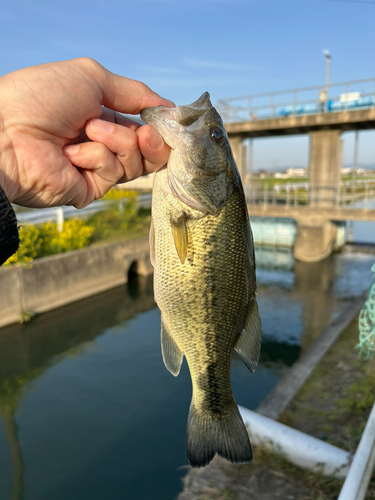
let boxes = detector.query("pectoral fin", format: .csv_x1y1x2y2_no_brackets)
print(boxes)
149,217,155,267
234,299,261,373
171,218,188,264
161,318,183,376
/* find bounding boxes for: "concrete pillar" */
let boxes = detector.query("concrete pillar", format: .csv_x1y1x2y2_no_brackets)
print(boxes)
309,130,342,207
296,130,343,262
229,137,247,182
293,258,335,349
294,217,337,262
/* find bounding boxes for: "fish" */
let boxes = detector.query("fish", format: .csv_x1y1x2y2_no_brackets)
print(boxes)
140,92,261,468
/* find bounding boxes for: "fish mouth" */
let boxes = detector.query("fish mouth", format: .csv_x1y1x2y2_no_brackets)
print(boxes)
140,92,212,149
140,106,180,149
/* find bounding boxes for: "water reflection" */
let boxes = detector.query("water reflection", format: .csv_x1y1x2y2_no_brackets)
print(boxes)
293,258,335,349
0,277,156,500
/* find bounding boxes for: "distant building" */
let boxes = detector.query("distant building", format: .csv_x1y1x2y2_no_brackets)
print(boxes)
285,168,307,178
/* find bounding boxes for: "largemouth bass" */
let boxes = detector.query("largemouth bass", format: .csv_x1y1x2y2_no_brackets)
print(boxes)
141,92,261,468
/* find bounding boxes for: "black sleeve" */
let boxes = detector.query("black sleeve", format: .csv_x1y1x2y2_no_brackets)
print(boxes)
0,186,19,266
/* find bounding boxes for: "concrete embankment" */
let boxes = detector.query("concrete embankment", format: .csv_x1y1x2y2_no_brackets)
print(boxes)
0,238,152,329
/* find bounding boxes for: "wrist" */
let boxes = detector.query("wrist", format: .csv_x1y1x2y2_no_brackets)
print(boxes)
0,77,18,203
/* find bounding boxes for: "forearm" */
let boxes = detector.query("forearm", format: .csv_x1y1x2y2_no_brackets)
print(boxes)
0,185,19,266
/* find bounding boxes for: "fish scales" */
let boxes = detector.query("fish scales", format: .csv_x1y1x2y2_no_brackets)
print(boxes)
153,174,253,412
141,92,261,468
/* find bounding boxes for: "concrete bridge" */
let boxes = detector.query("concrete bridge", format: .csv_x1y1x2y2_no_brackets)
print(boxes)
220,78,375,261
246,196,375,262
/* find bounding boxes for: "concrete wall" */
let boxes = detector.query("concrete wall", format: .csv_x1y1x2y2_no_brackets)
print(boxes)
225,107,375,138
0,238,153,329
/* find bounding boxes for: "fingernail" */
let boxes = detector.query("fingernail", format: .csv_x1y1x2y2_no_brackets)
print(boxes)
64,144,80,155
147,129,164,150
90,119,115,135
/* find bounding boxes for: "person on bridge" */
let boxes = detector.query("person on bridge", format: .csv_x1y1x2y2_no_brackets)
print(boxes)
0,58,173,266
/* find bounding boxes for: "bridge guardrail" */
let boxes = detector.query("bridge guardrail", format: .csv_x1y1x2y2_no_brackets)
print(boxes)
245,180,375,209
217,78,375,122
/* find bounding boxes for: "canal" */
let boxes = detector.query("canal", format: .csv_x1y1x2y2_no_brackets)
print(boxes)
0,247,374,500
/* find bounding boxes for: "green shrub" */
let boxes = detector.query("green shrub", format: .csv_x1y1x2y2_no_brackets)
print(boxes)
4,225,43,265
39,218,94,256
88,190,139,241
4,218,94,266
4,189,139,265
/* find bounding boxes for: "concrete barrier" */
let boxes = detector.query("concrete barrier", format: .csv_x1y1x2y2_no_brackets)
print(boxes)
0,238,152,328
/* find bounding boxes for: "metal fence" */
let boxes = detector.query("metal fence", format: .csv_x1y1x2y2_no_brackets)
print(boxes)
245,179,375,209
15,194,152,231
216,78,375,122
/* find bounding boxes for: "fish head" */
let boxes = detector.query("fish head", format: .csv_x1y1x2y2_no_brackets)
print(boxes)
141,92,238,215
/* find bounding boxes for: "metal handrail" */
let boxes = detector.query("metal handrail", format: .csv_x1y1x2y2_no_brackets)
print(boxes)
337,402,375,500
15,194,152,229
217,78,375,103
217,78,375,122
245,181,375,209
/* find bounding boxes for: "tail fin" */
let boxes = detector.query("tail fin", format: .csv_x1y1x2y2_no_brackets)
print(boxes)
186,399,252,468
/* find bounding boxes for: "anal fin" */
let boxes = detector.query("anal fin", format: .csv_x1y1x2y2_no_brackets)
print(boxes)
234,299,261,373
161,318,183,376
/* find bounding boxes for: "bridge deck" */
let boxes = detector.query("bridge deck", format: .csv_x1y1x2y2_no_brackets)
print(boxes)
227,108,375,138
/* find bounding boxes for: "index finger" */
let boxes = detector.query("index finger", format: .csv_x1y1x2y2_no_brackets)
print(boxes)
86,59,175,115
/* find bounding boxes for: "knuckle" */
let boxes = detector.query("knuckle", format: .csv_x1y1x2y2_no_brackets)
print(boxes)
76,57,103,76
93,142,108,159
135,80,152,94
118,133,139,162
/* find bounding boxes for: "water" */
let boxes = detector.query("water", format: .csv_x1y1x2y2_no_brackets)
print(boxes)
0,248,374,500
348,198,375,244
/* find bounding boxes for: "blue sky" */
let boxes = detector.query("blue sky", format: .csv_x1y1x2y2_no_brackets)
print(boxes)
1,0,374,171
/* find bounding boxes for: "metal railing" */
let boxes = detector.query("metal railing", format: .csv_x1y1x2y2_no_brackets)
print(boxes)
15,194,152,231
245,179,375,209
216,78,375,122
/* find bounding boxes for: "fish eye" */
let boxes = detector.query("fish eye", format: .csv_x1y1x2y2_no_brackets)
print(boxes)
210,126,224,143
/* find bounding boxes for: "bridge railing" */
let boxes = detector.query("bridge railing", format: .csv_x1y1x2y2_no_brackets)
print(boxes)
217,78,375,122
245,179,375,209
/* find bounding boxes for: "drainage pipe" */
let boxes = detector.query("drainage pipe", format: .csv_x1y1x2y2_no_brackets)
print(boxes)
239,406,351,479
337,401,375,500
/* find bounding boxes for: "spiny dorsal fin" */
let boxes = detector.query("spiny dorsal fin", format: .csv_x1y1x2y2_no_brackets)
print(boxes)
161,317,183,377
234,299,261,373
171,217,188,264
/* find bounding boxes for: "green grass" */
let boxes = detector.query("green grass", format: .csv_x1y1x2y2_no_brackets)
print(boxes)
87,206,151,247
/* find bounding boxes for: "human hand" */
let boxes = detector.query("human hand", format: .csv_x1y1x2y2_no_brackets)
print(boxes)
0,58,173,208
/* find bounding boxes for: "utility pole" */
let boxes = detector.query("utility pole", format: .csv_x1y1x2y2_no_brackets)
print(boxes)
352,130,359,193
323,49,331,112
247,138,253,180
